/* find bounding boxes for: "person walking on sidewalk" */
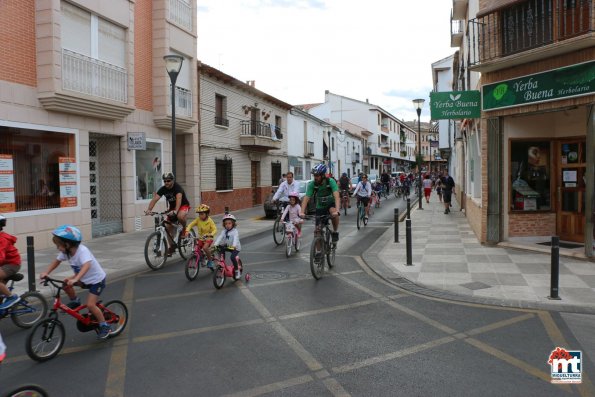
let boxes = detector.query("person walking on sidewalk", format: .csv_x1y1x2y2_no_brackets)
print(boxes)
441,171,455,214
422,174,433,204
435,178,443,203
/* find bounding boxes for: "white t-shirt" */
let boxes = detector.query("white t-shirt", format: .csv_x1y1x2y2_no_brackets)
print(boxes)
423,179,433,189
57,244,106,285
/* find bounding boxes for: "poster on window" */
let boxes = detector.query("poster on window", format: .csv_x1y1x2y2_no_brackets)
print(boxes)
0,154,15,212
59,157,78,207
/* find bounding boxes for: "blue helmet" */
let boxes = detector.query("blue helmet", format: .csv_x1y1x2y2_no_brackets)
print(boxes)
311,163,327,176
52,225,82,242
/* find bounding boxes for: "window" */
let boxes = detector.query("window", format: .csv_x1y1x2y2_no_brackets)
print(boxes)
216,159,233,190
331,137,335,151
274,116,282,139
0,124,76,212
135,141,163,200
294,163,303,180
271,162,282,186
510,140,551,211
215,94,228,126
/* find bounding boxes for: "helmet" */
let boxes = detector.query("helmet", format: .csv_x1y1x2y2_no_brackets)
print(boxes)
311,163,327,176
288,192,300,202
341,173,347,177
52,225,82,242
0,214,5,228
196,204,210,213
162,172,175,181
222,213,236,222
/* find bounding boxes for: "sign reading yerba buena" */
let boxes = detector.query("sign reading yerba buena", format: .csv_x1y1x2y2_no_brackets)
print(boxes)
483,61,595,111
430,91,481,119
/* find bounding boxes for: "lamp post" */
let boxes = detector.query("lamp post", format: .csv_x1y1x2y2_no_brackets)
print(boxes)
429,135,433,175
328,129,332,173
412,98,425,209
164,54,184,177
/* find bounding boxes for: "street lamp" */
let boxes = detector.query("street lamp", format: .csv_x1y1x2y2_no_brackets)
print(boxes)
412,98,425,210
164,54,184,177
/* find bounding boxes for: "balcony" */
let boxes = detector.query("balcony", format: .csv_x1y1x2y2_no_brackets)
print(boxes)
168,0,193,31
468,0,594,72
453,0,469,20
305,141,315,157
451,12,464,47
215,116,229,127
240,120,282,151
352,152,360,164
154,85,196,131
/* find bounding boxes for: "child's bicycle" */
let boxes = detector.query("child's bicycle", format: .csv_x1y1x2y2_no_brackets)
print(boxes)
0,273,47,329
25,277,128,362
212,246,250,289
283,221,301,257
185,236,213,281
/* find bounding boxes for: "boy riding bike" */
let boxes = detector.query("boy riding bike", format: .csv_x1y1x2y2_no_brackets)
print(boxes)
185,204,217,269
0,214,21,309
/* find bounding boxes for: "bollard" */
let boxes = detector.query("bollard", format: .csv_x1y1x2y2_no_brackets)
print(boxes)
26,236,36,292
224,206,229,215
406,198,411,219
394,208,399,243
405,219,412,266
549,236,561,300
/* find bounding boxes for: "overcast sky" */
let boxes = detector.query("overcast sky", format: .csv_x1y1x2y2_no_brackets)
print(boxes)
197,0,454,122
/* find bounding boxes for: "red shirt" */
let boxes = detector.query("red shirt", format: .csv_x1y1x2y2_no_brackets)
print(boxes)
0,231,21,266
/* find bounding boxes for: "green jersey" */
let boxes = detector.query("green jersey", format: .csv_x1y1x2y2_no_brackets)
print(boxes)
305,178,338,209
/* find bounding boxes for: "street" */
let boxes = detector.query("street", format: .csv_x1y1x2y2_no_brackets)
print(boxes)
1,194,594,397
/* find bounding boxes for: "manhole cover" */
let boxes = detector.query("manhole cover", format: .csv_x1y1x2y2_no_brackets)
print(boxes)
251,271,289,280
460,281,492,291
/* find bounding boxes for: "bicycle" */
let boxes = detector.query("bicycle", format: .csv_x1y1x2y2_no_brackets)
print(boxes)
144,211,196,270
339,189,350,216
283,221,301,257
0,273,47,328
212,246,250,289
355,197,369,230
304,214,337,280
1,384,49,397
184,236,213,281
272,202,287,246
25,277,128,362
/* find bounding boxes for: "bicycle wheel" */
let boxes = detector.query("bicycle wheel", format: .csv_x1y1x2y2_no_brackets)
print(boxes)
295,232,301,252
178,229,196,260
213,265,225,289
185,254,200,281
26,318,65,362
273,217,285,246
309,236,325,280
327,241,336,269
4,384,49,397
356,204,361,230
144,231,167,270
103,300,128,337
342,197,348,216
285,234,293,257
11,291,48,328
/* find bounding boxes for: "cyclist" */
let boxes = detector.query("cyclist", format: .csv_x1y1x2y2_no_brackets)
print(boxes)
338,172,351,209
380,171,390,196
0,214,21,309
272,171,299,211
185,204,217,269
213,214,242,279
352,174,372,220
299,163,340,242
145,172,191,255
280,192,303,237
40,225,111,339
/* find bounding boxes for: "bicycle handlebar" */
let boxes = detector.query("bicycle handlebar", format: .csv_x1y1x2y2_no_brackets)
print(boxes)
41,276,67,288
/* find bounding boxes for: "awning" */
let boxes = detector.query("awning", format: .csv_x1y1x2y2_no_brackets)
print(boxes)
477,0,524,18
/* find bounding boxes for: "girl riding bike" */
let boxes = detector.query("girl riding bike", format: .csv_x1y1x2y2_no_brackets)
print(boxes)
185,204,217,269
213,214,242,279
280,192,303,237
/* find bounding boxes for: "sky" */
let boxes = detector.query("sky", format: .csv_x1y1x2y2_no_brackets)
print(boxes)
197,0,455,122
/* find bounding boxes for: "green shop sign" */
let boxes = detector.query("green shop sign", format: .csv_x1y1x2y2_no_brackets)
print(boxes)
483,60,595,111
430,91,481,120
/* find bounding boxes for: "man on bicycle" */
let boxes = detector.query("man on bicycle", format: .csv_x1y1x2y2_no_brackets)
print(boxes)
352,174,372,220
272,171,299,210
300,164,340,242
145,172,191,254
338,172,351,208
380,171,390,196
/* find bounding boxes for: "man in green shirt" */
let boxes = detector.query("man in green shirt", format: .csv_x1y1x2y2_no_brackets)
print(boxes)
300,163,341,242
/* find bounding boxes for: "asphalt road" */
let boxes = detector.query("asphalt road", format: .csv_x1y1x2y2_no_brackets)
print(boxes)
2,192,594,397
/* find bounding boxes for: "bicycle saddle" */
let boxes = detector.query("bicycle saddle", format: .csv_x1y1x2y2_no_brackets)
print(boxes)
6,273,24,282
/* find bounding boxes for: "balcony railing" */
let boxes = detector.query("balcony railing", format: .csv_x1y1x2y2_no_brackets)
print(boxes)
468,0,594,66
240,120,273,138
353,153,360,163
451,11,464,47
169,0,192,30
215,116,229,127
62,49,127,103
168,85,193,118
273,125,283,139
306,141,314,157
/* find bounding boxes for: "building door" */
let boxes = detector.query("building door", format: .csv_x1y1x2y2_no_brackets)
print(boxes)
251,161,259,206
556,139,586,242
89,135,123,237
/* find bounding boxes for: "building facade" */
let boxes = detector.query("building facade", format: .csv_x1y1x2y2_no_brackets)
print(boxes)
287,108,328,180
0,0,199,249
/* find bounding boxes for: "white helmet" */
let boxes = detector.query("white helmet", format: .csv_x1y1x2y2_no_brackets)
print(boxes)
222,213,236,224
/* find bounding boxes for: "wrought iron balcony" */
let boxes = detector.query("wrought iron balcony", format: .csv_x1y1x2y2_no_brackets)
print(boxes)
239,120,281,151
468,0,594,69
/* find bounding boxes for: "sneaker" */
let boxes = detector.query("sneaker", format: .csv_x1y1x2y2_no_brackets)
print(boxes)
331,232,339,242
66,299,81,309
234,269,241,279
97,324,111,340
0,294,20,309
206,260,214,270
364,216,369,221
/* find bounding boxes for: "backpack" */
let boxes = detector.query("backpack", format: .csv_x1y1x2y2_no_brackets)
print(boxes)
312,178,333,205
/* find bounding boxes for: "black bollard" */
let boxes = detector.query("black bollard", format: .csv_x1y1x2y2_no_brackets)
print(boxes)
549,236,561,300
406,198,411,219
405,219,412,266
224,206,229,215
394,208,399,243
26,236,36,292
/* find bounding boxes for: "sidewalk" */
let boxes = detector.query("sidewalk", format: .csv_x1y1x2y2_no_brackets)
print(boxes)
370,197,595,314
13,206,273,296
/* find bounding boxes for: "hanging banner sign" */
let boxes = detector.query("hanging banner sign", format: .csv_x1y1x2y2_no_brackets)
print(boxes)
483,60,595,111
430,91,481,119
59,157,78,208
0,154,15,212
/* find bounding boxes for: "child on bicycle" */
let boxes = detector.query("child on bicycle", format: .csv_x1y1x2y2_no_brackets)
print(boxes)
213,214,242,279
0,214,22,310
185,204,217,269
281,192,303,237
40,225,111,340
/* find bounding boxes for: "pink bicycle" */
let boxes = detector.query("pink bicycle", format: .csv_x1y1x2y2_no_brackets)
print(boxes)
212,246,250,289
283,221,301,257
185,236,213,281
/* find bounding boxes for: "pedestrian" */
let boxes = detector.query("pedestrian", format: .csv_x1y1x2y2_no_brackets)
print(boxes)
440,170,455,214
422,174,433,203
435,178,443,202
279,174,286,186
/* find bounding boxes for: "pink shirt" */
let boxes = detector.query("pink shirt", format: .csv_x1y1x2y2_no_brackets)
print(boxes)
281,204,303,224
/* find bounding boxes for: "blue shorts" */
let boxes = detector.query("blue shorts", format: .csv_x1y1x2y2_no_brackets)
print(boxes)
80,278,106,296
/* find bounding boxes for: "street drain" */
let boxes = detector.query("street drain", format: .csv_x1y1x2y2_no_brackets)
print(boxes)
460,281,492,291
251,271,289,280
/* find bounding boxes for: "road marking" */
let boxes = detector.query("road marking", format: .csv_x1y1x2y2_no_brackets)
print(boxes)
336,273,383,299
278,299,379,321
322,377,352,397
135,287,231,303
105,277,135,397
239,286,274,319
222,374,314,397
465,313,534,336
269,321,324,371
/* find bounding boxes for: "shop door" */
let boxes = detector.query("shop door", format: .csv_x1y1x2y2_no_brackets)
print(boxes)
251,161,259,206
89,135,123,237
556,139,586,242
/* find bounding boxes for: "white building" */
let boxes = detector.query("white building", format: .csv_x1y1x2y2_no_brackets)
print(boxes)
286,108,329,180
